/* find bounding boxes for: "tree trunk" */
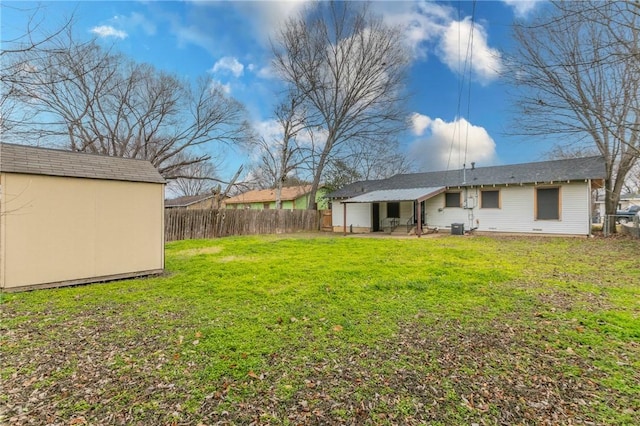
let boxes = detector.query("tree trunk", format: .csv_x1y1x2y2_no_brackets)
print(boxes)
276,179,283,210
604,179,620,234
307,141,332,210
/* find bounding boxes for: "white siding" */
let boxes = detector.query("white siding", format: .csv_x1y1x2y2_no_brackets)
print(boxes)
399,202,414,223
332,201,372,228
424,192,470,229
424,183,591,235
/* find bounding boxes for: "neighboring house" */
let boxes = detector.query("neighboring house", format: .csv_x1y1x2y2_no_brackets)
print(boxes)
224,185,328,210
0,143,165,292
165,193,221,210
594,191,640,221
327,156,606,236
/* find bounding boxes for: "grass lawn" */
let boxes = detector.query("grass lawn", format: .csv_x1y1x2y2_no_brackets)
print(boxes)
1,234,639,425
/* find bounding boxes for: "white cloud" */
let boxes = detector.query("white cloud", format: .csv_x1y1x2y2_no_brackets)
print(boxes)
253,117,319,148
112,12,157,36
233,0,309,43
256,64,277,80
211,56,244,77
439,17,502,83
380,2,451,59
375,1,502,83
502,0,541,18
90,25,128,39
174,24,215,52
408,115,498,171
256,119,282,142
410,113,432,136
209,79,231,95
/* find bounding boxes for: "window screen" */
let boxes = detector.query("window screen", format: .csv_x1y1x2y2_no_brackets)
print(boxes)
445,192,460,208
481,190,500,208
387,202,400,218
537,187,560,220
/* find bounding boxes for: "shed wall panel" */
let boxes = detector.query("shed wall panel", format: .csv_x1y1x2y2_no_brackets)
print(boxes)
1,173,163,290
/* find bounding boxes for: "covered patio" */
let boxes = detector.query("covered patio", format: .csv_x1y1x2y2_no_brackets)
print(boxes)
341,186,446,237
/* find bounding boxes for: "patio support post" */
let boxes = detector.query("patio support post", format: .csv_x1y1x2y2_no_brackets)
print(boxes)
416,200,422,238
343,202,347,236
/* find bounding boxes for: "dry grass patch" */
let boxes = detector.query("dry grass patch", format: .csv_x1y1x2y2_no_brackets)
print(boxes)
176,246,223,257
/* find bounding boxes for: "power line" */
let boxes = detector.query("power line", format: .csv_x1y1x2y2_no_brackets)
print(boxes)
444,0,477,182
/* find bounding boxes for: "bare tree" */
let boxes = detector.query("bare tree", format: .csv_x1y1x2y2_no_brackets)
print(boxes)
5,37,250,178
622,163,640,195
544,145,599,161
348,137,413,180
323,158,363,192
168,158,219,197
251,90,312,208
1,4,76,135
272,1,410,209
508,1,639,233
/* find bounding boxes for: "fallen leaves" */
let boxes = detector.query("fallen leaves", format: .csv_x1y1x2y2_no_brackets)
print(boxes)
247,370,264,380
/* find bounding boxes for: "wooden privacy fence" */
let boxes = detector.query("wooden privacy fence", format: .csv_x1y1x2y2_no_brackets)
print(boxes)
165,208,322,241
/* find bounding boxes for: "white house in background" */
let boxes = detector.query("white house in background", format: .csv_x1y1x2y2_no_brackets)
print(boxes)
326,156,606,237
593,191,640,221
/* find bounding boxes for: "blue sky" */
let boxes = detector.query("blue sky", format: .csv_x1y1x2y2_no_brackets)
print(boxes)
3,1,552,179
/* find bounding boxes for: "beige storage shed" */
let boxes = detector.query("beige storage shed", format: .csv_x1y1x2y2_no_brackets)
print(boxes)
0,143,165,292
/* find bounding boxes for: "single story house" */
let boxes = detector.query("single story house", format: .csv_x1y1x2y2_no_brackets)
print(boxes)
326,156,606,237
0,143,165,292
165,193,221,210
224,185,328,210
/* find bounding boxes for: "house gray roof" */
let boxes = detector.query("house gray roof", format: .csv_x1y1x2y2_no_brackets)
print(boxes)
328,156,606,199
0,143,165,184
621,192,640,200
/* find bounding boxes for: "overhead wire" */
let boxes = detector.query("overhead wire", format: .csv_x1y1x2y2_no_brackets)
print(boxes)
463,0,477,168
444,0,477,184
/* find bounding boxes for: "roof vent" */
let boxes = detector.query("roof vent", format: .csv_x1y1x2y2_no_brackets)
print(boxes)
471,162,476,170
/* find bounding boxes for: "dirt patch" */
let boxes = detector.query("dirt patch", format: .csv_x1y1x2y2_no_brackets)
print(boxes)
3,310,635,425
176,246,223,257
195,320,627,425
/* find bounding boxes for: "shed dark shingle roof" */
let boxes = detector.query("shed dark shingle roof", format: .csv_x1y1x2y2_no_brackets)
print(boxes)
0,143,165,184
328,156,606,199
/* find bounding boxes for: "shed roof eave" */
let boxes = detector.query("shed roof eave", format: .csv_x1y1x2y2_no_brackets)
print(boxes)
3,170,166,185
